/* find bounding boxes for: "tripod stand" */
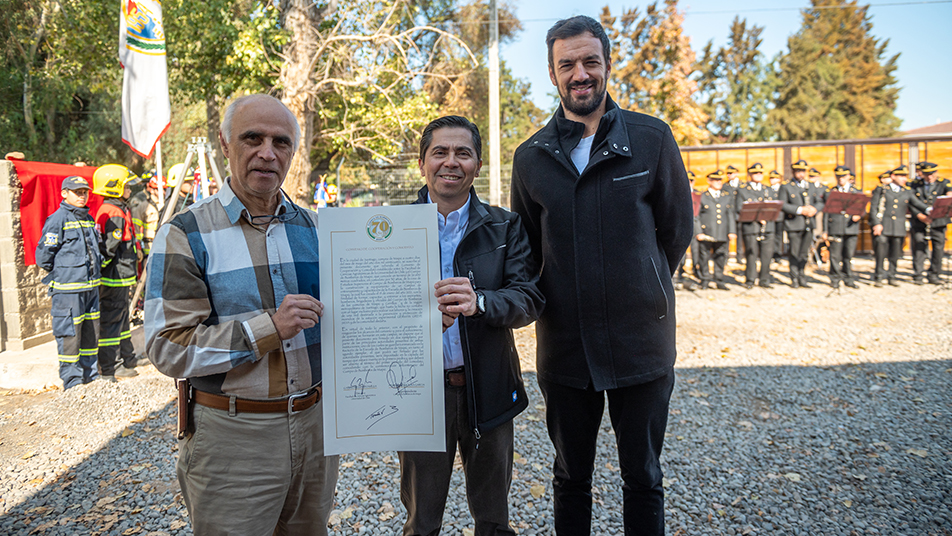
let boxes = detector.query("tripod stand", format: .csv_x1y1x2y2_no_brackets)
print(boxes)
129,138,224,317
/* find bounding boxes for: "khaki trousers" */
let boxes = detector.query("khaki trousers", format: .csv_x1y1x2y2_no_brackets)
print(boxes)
177,399,339,536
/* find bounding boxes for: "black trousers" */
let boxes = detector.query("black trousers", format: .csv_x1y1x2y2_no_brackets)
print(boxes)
98,285,135,376
912,226,947,279
540,372,675,536
873,235,904,281
786,230,813,281
696,240,728,283
399,384,515,536
742,232,774,283
828,234,858,283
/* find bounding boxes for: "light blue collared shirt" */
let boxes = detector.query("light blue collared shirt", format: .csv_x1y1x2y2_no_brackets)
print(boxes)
430,193,470,370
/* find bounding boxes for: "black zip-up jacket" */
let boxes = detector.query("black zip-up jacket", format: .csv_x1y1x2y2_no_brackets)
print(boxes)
414,186,544,434
35,201,103,294
510,95,693,391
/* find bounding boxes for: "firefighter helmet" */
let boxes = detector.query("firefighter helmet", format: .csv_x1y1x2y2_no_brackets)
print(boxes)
92,164,134,198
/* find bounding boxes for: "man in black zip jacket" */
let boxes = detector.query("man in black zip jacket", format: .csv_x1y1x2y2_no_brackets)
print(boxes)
399,116,544,536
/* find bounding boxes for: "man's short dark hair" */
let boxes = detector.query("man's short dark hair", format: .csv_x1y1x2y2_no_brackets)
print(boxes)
546,15,611,69
419,115,482,163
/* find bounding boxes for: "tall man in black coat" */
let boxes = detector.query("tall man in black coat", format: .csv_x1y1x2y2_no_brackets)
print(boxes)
510,15,693,536
908,162,951,284
823,166,862,288
779,159,825,288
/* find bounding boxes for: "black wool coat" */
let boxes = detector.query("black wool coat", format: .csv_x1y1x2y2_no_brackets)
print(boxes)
510,96,694,391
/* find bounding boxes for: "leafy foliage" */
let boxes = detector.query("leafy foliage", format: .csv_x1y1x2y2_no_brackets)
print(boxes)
695,17,779,143
601,0,709,146
770,0,900,140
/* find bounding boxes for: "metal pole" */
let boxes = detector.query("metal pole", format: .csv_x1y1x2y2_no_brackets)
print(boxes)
488,0,501,206
155,140,165,210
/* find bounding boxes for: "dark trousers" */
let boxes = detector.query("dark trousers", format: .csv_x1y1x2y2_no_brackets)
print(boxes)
539,372,675,536
786,230,812,281
742,232,774,284
696,240,728,283
98,285,135,376
828,234,858,283
912,226,947,279
51,290,100,389
873,235,904,281
399,384,515,536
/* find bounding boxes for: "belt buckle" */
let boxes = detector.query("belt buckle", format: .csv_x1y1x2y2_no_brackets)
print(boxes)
288,391,308,414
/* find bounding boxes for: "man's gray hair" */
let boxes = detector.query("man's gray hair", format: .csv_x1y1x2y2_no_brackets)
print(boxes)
220,94,301,152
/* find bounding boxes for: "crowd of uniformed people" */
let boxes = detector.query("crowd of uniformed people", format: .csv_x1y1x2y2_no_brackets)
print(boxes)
34,164,204,389
677,160,951,290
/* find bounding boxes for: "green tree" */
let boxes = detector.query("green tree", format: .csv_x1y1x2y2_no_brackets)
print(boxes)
601,0,708,146
423,0,545,166
771,0,900,140
0,0,127,165
695,17,778,143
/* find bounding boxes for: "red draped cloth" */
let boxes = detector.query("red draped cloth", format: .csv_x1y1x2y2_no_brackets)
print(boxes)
11,160,102,265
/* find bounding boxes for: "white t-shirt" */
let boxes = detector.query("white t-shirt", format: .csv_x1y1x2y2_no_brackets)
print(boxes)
571,134,595,174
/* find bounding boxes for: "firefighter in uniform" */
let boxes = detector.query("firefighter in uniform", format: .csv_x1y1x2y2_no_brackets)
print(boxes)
869,166,926,286
735,163,777,288
779,160,825,288
93,164,140,379
823,166,862,288
909,162,951,284
131,173,162,259
696,170,736,289
36,176,104,389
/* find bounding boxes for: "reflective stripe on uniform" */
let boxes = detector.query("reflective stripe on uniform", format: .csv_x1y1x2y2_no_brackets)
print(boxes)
63,220,95,230
101,276,136,287
59,354,80,363
79,348,98,356
51,279,101,291
99,330,132,347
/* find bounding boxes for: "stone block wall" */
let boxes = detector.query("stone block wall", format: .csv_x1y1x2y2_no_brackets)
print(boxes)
0,160,53,352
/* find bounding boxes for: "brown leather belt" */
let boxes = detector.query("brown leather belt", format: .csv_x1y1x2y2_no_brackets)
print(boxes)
193,386,321,415
445,367,466,387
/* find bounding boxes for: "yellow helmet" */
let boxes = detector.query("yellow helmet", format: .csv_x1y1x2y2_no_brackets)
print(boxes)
166,163,188,188
92,164,134,197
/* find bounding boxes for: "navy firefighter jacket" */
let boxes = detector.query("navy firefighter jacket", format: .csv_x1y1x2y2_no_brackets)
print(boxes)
35,201,103,294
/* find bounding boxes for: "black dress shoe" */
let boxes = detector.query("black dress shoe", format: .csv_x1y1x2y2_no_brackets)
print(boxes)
759,282,772,289
928,277,941,285
799,279,811,289
791,279,800,289
700,281,710,290
831,280,840,289
716,282,729,290
874,280,883,288
845,281,858,289
914,278,924,286
888,279,899,287
745,282,754,289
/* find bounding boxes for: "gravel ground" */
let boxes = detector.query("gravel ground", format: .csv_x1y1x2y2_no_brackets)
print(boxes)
1,258,950,535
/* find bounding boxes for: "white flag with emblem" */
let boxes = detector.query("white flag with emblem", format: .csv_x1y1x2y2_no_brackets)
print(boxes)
119,0,171,158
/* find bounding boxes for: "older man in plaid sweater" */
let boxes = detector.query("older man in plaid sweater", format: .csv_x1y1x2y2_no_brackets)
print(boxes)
145,94,337,536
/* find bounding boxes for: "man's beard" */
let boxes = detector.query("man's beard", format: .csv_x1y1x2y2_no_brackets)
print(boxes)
560,79,606,118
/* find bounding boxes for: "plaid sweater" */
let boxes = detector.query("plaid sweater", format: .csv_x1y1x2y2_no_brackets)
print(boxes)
144,179,322,398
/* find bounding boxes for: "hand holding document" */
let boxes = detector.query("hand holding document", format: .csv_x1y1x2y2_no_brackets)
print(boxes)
318,204,445,455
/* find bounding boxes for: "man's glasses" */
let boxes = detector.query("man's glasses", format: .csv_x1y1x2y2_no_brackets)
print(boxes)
249,197,301,226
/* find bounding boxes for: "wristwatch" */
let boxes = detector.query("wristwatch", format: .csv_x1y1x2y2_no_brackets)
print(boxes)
473,290,486,317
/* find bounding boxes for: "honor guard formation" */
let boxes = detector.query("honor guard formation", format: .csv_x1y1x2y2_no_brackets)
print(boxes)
678,159,950,290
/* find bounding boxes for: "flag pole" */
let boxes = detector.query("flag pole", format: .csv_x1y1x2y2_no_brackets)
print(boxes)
155,139,165,210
